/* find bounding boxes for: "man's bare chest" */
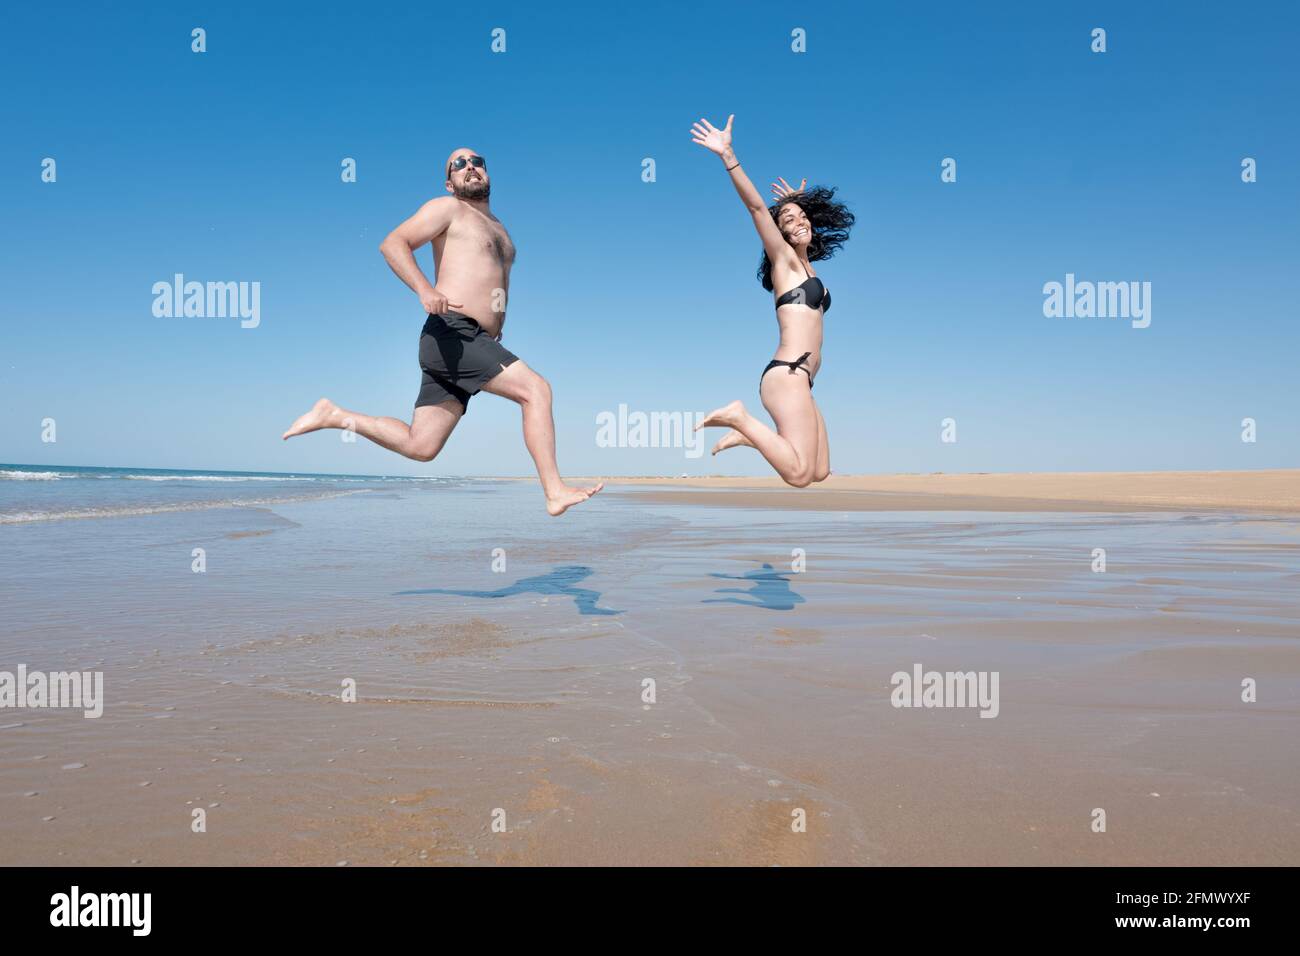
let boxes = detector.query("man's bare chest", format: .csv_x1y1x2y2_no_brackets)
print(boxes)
448,215,515,267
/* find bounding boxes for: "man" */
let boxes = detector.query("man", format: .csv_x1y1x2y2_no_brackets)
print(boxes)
282,147,602,515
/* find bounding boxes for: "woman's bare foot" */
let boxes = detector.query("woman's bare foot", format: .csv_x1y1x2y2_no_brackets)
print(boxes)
711,429,754,455
282,398,342,439
696,400,747,432
546,482,604,516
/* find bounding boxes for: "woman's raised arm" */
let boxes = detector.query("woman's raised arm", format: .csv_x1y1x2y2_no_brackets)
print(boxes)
691,115,793,268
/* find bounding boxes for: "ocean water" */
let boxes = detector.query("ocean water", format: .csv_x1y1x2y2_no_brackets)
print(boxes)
2,463,1299,865
0,462,672,651
0,463,453,524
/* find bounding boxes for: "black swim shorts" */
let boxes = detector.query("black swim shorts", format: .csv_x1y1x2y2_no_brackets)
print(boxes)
415,311,519,413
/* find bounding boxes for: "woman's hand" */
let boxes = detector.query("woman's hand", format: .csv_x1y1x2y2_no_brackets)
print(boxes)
771,176,806,201
690,115,734,156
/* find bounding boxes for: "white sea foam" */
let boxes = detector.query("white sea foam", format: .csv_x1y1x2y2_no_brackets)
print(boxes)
0,490,369,524
2,469,450,484
0,470,72,481
123,474,318,482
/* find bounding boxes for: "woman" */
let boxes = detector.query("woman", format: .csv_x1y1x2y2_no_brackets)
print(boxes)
690,114,854,487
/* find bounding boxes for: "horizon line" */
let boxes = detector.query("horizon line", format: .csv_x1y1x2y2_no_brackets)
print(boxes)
5,462,1298,480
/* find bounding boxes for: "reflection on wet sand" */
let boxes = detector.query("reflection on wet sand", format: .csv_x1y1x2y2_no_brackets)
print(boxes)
397,565,622,616
702,563,806,610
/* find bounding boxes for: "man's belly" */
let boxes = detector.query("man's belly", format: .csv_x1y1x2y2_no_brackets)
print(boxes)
433,284,509,337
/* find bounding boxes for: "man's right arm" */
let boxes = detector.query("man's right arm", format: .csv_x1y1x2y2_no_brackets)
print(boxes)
379,198,461,314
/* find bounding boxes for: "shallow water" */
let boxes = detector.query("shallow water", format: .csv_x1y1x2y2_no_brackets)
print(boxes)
2,471,1298,865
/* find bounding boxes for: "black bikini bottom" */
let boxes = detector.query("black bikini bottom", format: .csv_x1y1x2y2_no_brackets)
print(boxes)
760,351,814,392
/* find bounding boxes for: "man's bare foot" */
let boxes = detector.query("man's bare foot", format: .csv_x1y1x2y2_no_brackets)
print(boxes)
711,429,754,455
282,398,342,439
546,482,604,517
696,400,746,432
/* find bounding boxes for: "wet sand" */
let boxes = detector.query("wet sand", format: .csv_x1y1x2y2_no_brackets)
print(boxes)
3,476,1298,866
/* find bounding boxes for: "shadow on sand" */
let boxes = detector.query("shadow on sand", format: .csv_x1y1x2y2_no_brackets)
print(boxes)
702,562,806,611
396,564,622,616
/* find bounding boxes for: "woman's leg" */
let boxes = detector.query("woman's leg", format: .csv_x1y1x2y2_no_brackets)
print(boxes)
696,371,821,487
714,393,830,472
812,401,830,481
710,428,754,454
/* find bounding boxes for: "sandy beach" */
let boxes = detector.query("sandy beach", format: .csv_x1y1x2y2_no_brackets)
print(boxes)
597,470,1300,515
3,467,1298,866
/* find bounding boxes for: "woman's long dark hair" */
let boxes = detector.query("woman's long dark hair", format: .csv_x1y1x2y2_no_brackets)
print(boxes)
758,185,855,291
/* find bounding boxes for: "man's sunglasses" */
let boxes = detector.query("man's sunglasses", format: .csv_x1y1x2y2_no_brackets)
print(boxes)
447,155,486,176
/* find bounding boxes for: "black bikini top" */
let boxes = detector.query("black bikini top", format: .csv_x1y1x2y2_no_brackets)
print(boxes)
775,264,830,314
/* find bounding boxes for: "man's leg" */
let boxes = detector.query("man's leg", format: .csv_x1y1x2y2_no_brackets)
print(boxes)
479,361,602,515
282,397,462,462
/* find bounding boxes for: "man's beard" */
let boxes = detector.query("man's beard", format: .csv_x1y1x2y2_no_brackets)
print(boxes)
452,178,490,200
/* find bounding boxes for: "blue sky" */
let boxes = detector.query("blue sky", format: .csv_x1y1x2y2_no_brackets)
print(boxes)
2,1,1296,477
